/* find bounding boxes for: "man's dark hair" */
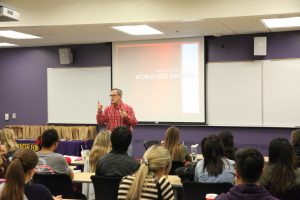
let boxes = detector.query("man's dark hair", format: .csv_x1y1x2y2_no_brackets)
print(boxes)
235,148,264,183
111,126,132,153
41,129,59,148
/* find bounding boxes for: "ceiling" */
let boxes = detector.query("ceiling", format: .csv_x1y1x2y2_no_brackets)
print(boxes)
0,1,300,47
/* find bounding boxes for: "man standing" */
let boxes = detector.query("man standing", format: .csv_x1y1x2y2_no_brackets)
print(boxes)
96,88,137,156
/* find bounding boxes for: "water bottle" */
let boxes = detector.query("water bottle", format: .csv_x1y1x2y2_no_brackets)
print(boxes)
190,144,198,162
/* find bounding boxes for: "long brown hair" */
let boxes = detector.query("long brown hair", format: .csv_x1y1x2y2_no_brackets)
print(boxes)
0,149,38,200
164,126,183,161
291,129,300,146
267,138,297,196
88,129,111,172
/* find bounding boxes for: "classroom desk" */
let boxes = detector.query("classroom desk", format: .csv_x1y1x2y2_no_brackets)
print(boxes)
70,160,85,166
196,154,269,162
16,139,93,156
73,172,182,186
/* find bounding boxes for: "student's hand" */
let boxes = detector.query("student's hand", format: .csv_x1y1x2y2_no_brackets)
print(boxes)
53,195,62,200
98,101,103,110
120,109,128,118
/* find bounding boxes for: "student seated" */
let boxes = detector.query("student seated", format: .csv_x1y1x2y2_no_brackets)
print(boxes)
216,148,278,200
194,135,235,184
291,129,300,167
260,138,300,198
87,129,111,173
118,145,175,200
0,144,8,178
218,131,237,161
96,126,139,177
163,126,192,164
0,128,19,158
0,149,62,200
36,129,74,180
83,129,111,200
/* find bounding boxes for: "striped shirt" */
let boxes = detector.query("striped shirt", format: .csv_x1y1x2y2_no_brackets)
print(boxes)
118,175,175,200
96,101,137,131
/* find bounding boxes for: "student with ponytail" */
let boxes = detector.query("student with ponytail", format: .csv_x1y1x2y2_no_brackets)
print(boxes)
0,149,62,200
118,145,175,200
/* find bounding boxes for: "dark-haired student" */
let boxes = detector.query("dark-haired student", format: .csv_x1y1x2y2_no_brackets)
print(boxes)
36,129,74,179
0,149,62,200
260,138,300,198
216,148,278,200
95,126,139,176
194,135,235,184
218,131,237,160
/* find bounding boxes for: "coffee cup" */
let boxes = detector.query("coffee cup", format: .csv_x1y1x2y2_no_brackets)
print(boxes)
206,193,217,200
81,150,90,160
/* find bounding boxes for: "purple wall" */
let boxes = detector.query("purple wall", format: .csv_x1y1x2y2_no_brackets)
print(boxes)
207,31,300,61
1,31,300,158
0,43,111,128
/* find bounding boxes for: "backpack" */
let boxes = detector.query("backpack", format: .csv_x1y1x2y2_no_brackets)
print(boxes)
175,161,198,181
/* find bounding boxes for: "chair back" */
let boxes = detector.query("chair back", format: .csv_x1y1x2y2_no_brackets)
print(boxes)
183,181,233,200
169,161,184,175
143,140,160,150
91,175,122,200
274,185,300,200
33,173,74,198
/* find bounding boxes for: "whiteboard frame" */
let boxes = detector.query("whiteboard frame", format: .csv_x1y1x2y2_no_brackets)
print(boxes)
47,66,111,124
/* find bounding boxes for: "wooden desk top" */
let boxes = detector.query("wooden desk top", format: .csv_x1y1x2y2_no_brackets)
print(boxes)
73,172,94,183
70,160,85,166
196,154,269,162
73,172,182,186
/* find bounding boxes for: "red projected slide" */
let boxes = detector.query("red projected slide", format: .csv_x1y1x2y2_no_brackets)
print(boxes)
112,38,205,123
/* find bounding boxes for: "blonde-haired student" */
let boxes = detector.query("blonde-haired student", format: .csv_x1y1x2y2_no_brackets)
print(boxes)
118,145,175,200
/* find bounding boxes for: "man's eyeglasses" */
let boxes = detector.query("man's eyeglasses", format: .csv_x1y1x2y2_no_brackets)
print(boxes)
109,94,118,97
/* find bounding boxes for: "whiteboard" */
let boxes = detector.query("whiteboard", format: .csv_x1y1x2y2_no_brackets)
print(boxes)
207,61,263,126
263,59,300,126
47,67,111,124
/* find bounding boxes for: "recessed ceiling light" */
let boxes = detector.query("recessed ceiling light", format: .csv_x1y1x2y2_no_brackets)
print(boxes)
0,30,41,39
262,17,300,28
284,17,300,27
111,25,163,35
0,42,18,47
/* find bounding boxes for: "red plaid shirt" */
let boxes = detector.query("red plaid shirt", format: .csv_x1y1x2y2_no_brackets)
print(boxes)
96,101,137,131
